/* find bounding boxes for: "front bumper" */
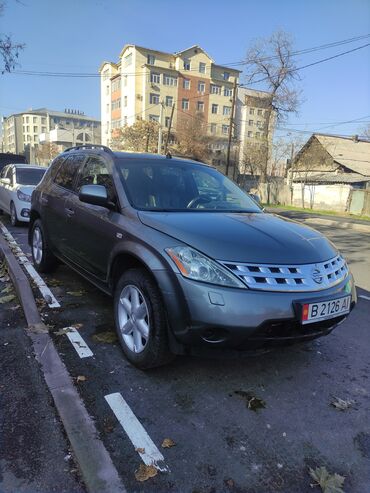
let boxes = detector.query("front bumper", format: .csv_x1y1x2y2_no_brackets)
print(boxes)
162,272,356,349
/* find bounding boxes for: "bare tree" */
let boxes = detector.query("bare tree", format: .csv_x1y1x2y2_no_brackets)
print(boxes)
35,142,59,165
0,1,24,73
244,30,301,182
173,112,211,162
110,120,159,153
361,124,370,140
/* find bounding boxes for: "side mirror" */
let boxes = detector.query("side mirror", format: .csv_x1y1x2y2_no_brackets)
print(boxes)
1,178,11,185
79,184,110,208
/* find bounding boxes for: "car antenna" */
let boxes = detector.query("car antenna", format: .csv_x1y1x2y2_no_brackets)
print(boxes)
166,151,172,159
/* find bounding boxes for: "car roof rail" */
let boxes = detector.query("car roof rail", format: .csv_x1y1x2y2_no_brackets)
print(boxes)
63,144,114,155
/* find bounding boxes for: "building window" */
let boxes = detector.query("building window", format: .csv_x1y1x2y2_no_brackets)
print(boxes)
147,54,155,65
210,84,221,95
249,108,254,115
26,126,30,132
199,62,206,74
222,124,229,135
248,131,253,138
223,106,231,116
183,59,191,70
33,117,37,123
182,99,189,110
183,78,190,89
103,69,109,80
165,116,171,128
163,74,177,86
123,53,132,67
150,93,160,104
33,126,38,132
106,85,110,95
41,117,46,124
112,78,121,92
210,123,216,134
42,127,46,133
197,101,204,112
257,109,263,116
249,119,254,126
257,120,262,128
198,81,205,93
211,104,218,114
150,72,161,84
165,96,173,107
124,116,128,125
111,119,121,129
123,75,128,87
223,72,230,80
112,99,121,110
255,132,260,138
149,114,159,122
124,96,128,107
106,104,109,113
224,87,232,97
26,116,29,123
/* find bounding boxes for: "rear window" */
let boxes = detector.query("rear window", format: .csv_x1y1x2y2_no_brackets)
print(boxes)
16,168,46,186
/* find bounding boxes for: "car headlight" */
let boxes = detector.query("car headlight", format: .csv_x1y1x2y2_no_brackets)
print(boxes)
166,246,246,288
17,190,31,203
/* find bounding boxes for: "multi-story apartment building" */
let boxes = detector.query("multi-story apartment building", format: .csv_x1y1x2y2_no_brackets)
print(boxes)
99,45,240,146
2,108,101,157
99,44,275,172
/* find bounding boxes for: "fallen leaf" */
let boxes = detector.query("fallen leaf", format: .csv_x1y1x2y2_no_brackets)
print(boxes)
161,438,176,448
73,323,83,329
1,286,13,294
309,466,345,493
134,464,157,482
0,294,16,304
234,390,266,412
331,396,355,411
225,478,235,489
135,447,145,454
76,375,86,383
54,327,74,336
92,331,117,344
67,290,85,297
10,305,21,311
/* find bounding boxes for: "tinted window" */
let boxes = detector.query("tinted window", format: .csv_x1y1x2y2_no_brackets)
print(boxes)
117,159,262,213
16,168,46,186
77,156,116,202
54,155,85,191
5,167,14,184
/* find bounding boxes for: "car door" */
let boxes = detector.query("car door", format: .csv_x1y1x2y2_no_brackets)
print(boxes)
0,166,9,211
63,154,121,280
2,166,15,213
43,154,85,256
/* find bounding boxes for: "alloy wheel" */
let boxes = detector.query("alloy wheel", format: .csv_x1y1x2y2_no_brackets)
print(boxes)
117,285,150,353
32,227,43,265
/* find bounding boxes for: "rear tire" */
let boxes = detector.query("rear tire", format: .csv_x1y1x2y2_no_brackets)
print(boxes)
114,268,174,369
10,202,20,227
31,219,57,273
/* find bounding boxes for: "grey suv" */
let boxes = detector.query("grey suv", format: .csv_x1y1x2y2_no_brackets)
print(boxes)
29,145,356,368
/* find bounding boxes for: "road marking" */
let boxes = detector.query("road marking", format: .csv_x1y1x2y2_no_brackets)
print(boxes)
105,392,169,472
65,327,93,358
0,221,60,308
359,295,370,301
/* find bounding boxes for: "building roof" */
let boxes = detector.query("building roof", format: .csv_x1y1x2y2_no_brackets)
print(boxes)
314,134,370,176
174,45,214,62
4,108,100,123
293,172,370,184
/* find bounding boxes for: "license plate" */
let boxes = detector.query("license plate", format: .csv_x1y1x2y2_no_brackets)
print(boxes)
301,295,351,324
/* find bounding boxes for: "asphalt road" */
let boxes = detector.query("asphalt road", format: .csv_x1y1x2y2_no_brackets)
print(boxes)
1,213,370,493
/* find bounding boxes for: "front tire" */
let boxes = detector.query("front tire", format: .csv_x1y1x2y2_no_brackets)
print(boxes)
10,202,20,227
114,268,174,369
31,219,57,273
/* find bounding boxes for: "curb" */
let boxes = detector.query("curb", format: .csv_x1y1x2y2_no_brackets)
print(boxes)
302,217,370,233
0,235,126,493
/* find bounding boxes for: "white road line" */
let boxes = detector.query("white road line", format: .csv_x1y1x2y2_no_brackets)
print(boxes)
0,221,60,308
105,392,169,472
65,327,93,358
359,295,370,301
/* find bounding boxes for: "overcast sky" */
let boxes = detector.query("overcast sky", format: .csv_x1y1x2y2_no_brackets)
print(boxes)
1,0,369,139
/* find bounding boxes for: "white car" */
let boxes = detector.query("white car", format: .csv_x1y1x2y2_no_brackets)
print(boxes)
0,164,47,226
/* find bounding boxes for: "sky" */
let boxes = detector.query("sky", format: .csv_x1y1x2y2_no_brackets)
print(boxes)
1,0,370,141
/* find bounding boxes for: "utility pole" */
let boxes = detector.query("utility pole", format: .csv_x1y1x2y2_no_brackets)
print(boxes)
164,103,175,154
225,78,238,177
157,100,164,154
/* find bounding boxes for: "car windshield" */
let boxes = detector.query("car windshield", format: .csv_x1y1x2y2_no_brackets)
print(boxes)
116,159,262,213
16,168,46,186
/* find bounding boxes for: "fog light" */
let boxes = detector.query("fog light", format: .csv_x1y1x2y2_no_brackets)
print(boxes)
21,208,30,218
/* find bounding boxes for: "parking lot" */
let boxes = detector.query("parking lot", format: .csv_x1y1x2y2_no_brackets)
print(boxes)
2,214,370,493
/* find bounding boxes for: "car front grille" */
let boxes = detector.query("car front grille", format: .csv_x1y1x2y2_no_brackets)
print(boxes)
220,254,349,292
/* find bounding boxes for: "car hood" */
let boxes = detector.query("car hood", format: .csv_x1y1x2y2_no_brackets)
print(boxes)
15,184,35,195
138,211,337,264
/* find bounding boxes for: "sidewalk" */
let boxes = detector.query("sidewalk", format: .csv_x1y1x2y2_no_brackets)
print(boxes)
0,275,85,492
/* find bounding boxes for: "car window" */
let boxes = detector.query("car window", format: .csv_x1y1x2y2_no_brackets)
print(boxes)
117,159,262,212
77,156,116,202
0,166,8,179
16,168,46,186
5,167,14,185
54,155,85,191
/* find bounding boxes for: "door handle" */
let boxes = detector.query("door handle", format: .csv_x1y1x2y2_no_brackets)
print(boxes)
65,207,75,217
